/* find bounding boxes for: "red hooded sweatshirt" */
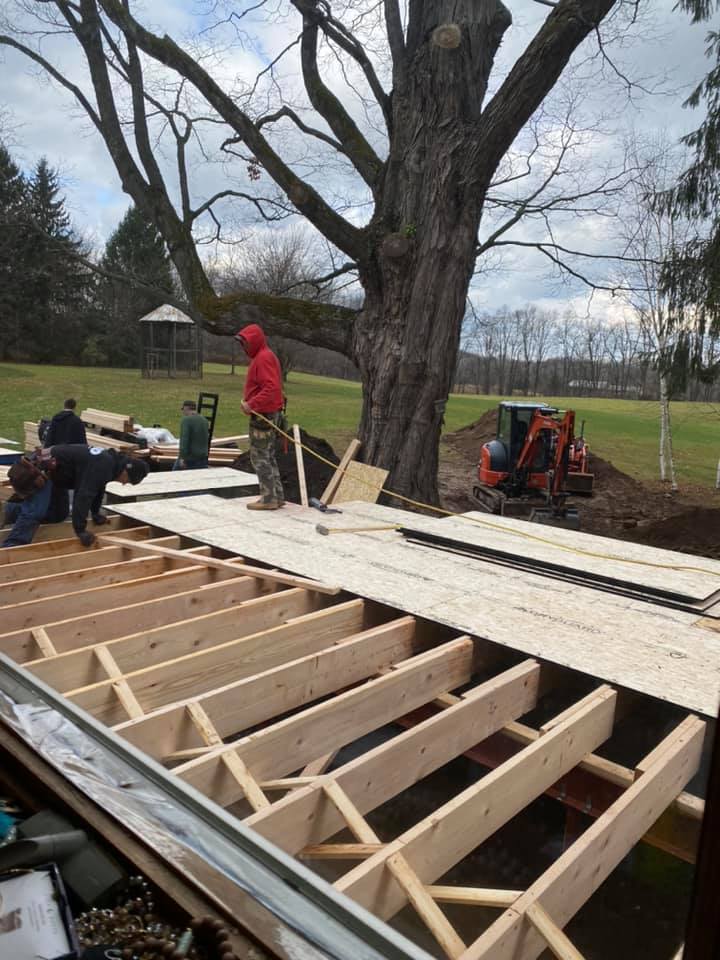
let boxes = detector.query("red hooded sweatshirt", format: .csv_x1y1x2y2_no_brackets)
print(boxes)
237,324,284,414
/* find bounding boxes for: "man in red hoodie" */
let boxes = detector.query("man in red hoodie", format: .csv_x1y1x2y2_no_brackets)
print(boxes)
235,323,285,509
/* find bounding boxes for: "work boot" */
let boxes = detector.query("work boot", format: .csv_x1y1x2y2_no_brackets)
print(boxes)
247,499,282,510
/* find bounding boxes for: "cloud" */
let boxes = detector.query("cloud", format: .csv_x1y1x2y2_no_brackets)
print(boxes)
0,0,713,311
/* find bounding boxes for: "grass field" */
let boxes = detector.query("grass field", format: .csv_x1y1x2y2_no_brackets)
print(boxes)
0,361,718,488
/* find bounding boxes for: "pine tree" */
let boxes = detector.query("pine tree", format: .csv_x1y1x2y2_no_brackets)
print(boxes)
0,142,28,359
96,205,174,367
20,158,92,360
661,2,720,353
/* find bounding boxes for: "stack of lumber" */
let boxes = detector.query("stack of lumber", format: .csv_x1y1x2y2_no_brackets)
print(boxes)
150,444,243,466
0,465,13,501
81,408,134,433
149,433,248,466
24,420,146,456
24,421,40,450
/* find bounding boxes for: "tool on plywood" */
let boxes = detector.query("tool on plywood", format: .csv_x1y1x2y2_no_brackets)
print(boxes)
315,523,399,536
310,497,343,514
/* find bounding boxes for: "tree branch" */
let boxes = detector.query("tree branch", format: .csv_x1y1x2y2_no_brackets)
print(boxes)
96,0,367,261
471,0,617,187
201,290,357,355
191,189,292,223
384,0,406,78
290,0,385,190
313,3,393,131
0,34,101,129
255,105,345,153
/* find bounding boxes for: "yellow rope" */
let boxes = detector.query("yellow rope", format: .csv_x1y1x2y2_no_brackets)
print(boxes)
253,412,720,580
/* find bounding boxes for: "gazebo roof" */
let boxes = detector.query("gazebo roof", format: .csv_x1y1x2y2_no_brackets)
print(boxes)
139,304,194,324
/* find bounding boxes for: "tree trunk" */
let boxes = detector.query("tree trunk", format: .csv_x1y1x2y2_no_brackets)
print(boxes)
658,372,678,491
342,0,512,504
354,231,477,505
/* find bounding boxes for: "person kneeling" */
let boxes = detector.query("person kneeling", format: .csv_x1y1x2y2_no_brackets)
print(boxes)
47,445,149,547
2,458,69,547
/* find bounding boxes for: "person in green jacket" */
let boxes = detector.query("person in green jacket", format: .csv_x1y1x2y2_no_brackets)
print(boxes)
174,400,209,470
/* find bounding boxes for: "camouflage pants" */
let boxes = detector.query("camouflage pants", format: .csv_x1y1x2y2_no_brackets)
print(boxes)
249,413,284,503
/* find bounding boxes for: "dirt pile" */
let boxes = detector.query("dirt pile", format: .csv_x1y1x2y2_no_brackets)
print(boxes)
232,428,339,503
438,414,720,556
442,409,498,460
620,507,720,559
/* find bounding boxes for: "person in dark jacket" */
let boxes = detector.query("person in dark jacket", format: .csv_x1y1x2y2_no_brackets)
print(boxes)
43,398,87,447
1,457,69,547
47,444,149,546
174,400,209,470
234,323,285,510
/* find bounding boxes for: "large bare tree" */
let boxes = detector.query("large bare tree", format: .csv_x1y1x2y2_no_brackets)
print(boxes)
1,0,640,500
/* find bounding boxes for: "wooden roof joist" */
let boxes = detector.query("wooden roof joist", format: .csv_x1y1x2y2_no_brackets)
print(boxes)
0,520,708,960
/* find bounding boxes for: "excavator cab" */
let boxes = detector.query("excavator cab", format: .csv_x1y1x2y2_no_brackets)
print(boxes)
473,402,592,527
482,402,558,485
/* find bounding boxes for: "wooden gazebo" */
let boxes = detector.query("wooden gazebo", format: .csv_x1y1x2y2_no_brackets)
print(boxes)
139,304,202,378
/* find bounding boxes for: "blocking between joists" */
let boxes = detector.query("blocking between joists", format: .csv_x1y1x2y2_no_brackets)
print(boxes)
113,603,407,756
176,635,482,804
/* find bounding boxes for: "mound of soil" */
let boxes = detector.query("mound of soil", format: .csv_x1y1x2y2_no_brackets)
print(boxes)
232,428,339,504
443,409,498,460
620,507,720,560
437,414,718,553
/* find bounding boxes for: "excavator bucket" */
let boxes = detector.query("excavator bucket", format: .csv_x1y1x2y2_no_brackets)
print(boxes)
530,506,581,530
565,472,594,494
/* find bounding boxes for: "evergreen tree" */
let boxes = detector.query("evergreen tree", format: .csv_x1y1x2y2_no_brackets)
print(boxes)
96,205,174,367
661,2,720,356
20,158,92,360
0,142,29,359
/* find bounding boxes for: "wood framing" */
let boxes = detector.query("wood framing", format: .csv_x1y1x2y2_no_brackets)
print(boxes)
0,519,707,960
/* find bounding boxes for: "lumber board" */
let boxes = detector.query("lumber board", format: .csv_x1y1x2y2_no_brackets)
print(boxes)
299,844,385,860
0,518,146,557
400,699,704,864
387,853,466,959
210,434,249,446
1,574,263,668
177,635,479,802
463,715,705,960
0,562,237,633
71,601,392,729
31,627,56,658
81,408,133,433
427,887,521,909
335,687,617,919
0,537,181,583
322,438,361,504
26,585,317,694
524,903,585,960
113,602,385,756
293,425,309,507
99,534,340,595
0,554,193,605
247,660,541,854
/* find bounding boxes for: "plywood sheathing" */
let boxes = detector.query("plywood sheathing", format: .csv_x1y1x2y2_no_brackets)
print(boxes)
111,496,720,715
106,466,257,500
332,461,389,505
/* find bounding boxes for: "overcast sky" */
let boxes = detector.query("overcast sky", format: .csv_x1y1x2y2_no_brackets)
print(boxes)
0,0,714,319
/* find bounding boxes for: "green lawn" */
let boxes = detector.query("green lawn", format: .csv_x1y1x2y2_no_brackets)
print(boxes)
0,361,718,489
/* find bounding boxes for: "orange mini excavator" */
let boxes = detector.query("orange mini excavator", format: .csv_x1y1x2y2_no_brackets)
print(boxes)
473,402,594,527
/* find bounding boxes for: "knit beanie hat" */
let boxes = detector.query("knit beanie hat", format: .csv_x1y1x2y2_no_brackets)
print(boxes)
124,459,149,485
